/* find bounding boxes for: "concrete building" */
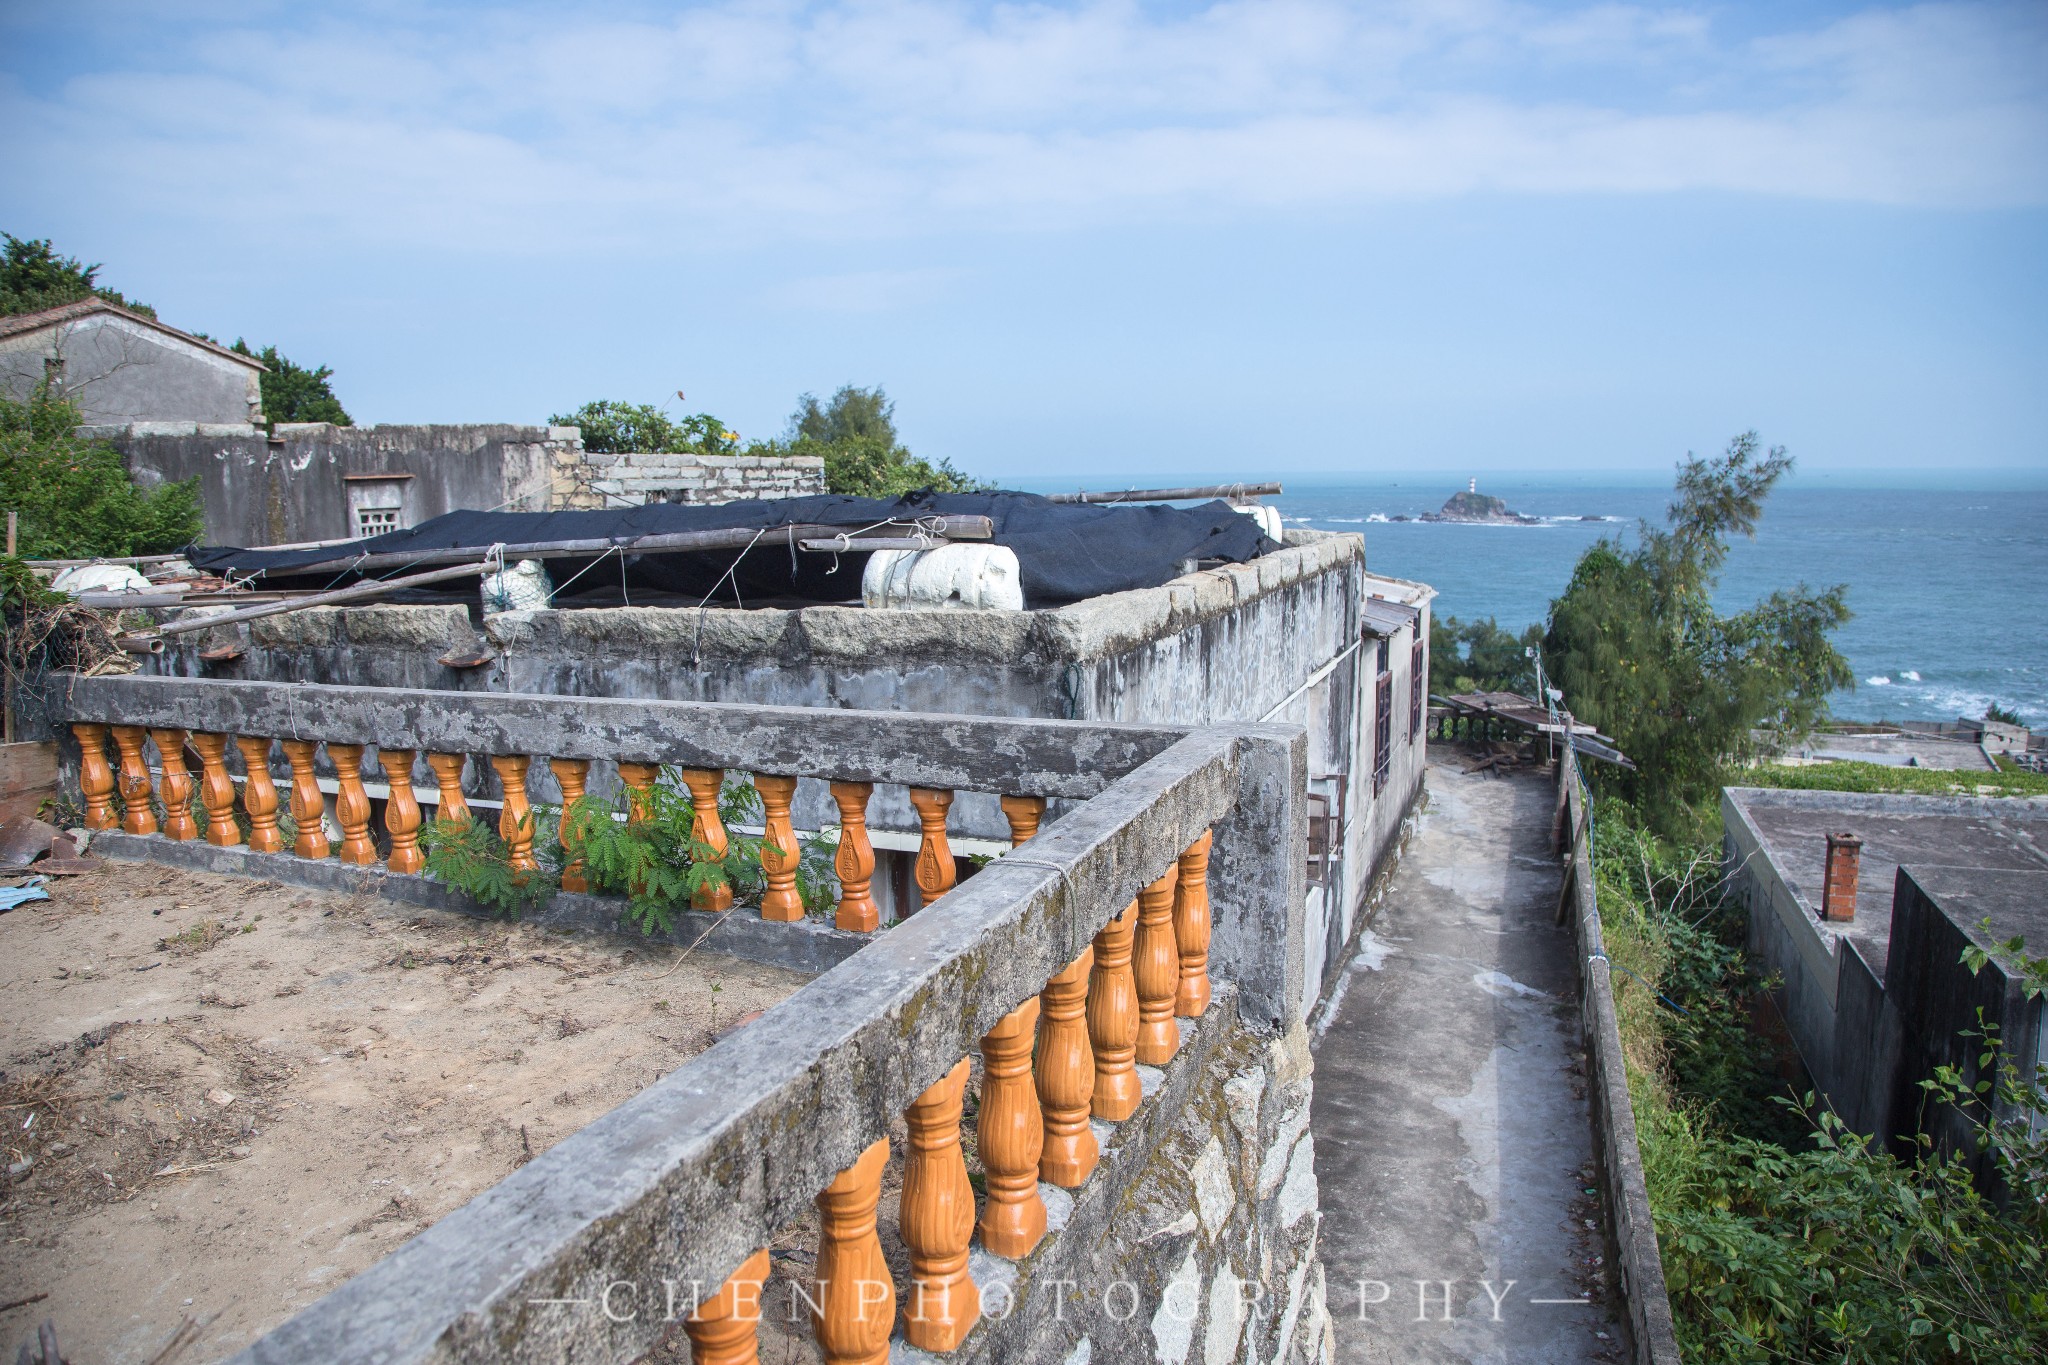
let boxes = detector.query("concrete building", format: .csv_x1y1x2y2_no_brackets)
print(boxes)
0,300,265,426
146,528,1430,1017
1722,786,2048,1180
85,421,828,546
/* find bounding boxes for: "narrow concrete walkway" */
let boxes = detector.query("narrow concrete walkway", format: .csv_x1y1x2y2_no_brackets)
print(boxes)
1310,751,1622,1364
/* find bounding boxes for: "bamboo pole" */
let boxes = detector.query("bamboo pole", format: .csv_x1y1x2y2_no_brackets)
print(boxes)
122,560,493,643
1044,482,1281,504
272,516,996,578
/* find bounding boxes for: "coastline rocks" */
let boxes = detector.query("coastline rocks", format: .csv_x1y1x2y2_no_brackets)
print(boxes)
1418,488,1543,525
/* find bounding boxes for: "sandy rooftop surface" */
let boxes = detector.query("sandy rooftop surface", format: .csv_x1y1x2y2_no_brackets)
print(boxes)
0,857,807,1364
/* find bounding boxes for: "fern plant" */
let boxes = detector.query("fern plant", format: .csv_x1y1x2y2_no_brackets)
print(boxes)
420,812,561,918
564,769,760,934
424,769,846,934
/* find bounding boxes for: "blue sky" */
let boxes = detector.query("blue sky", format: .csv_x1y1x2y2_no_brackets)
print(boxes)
4,0,2044,483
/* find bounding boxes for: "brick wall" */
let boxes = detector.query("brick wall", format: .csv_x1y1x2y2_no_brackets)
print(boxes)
552,442,827,508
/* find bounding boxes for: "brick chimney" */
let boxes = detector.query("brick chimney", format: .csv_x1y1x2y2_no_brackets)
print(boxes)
1821,832,1863,922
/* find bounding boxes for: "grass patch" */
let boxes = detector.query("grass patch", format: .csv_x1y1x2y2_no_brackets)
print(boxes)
1740,759,2048,799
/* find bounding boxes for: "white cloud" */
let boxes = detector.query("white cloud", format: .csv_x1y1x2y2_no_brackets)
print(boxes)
3,0,2043,262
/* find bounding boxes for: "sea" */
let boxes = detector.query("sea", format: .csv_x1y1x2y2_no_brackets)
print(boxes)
1021,475,2048,728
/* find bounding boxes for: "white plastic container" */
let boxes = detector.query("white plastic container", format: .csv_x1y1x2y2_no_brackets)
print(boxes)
50,563,154,597
862,544,1024,612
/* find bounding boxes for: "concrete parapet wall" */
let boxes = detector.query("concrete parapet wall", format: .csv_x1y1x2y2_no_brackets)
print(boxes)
1558,751,1682,1365
51,678,1308,1363
145,536,1375,859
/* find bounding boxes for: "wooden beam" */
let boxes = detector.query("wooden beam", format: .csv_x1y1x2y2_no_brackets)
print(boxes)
1043,483,1281,505
272,516,996,577
123,561,493,643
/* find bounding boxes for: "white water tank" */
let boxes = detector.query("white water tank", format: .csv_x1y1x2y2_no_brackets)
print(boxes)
1236,503,1284,542
862,544,1024,612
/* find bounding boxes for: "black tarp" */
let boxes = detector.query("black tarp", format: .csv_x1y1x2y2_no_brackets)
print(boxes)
188,490,1277,609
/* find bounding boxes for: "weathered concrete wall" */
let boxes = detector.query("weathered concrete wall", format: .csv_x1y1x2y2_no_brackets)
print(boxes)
94,422,571,546
1,311,261,425
553,446,827,508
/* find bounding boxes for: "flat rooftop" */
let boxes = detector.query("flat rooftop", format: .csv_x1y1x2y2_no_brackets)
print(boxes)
1725,787,2048,978
1783,731,1995,772
0,859,805,1364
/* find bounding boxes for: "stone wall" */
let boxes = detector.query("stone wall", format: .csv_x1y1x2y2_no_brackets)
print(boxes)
551,445,827,508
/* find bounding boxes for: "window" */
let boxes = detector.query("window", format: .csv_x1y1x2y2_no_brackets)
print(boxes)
345,473,413,541
1410,634,1426,742
1373,640,1393,796
355,506,402,538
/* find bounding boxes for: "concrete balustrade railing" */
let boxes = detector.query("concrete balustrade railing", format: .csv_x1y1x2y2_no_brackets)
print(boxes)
55,676,1307,1364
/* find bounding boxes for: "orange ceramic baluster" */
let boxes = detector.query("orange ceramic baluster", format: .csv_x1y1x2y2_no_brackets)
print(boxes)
328,743,375,864
830,780,877,932
150,728,198,841
1134,867,1181,1065
901,1058,978,1349
111,725,156,836
236,736,282,853
813,1138,893,1365
425,752,470,824
978,998,1046,1257
684,1247,770,1365
909,787,955,909
1036,947,1098,1187
379,748,423,874
617,761,661,898
681,768,733,912
999,794,1044,847
490,755,536,871
753,774,802,922
549,758,591,892
73,723,116,830
279,739,329,857
1174,831,1214,1017
1088,900,1141,1120
191,732,242,847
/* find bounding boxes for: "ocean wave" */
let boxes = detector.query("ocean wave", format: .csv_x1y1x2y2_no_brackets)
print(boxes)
1901,670,1922,682
1866,676,1892,685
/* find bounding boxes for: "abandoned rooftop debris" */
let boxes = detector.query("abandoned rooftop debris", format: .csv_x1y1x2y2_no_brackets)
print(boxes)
187,490,1279,610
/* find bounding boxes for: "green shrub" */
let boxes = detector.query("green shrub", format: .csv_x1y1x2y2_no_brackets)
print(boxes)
559,769,836,934
0,386,202,558
1596,796,2048,1363
419,812,561,918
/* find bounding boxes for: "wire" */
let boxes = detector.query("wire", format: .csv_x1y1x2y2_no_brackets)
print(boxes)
1588,952,1690,1016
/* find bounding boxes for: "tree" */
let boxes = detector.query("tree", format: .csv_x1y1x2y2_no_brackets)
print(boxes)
769,384,982,497
0,385,202,557
548,400,738,455
1430,615,1545,696
1543,432,1851,827
0,234,154,319
229,340,352,426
